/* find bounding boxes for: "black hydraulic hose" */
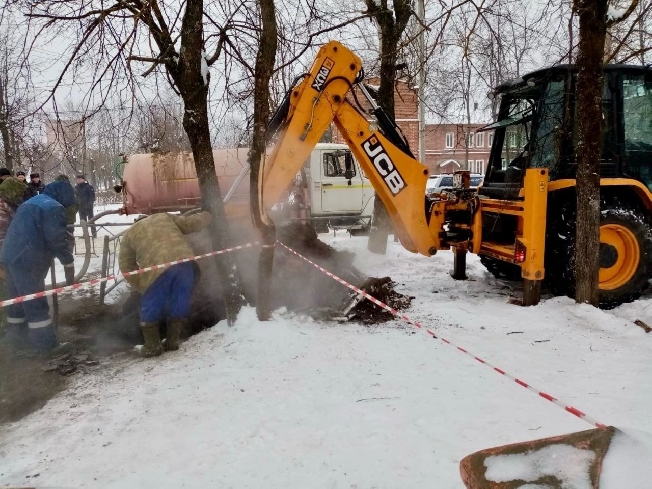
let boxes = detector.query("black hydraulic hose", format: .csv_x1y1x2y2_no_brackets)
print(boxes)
267,73,309,139
371,106,415,159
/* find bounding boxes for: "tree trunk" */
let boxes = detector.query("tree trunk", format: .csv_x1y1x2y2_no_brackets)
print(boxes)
249,0,278,321
0,120,11,170
0,77,13,170
574,0,608,306
177,0,244,324
366,2,411,255
367,194,392,253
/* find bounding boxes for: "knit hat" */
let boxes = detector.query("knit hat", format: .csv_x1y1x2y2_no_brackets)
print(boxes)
0,177,28,207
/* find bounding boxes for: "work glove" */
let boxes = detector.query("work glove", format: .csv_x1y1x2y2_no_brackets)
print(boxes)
64,266,75,286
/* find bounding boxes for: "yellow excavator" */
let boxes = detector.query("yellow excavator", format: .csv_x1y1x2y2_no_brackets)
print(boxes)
260,40,652,309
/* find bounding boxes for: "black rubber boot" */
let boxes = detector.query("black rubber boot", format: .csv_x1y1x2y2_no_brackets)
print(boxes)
140,322,162,358
166,319,187,351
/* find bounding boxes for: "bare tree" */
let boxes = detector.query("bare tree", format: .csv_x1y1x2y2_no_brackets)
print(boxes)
21,0,252,322
573,0,638,305
364,0,413,255
604,0,652,63
248,0,277,321
0,6,33,170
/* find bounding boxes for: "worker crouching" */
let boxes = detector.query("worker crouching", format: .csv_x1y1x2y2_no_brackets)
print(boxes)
118,212,212,357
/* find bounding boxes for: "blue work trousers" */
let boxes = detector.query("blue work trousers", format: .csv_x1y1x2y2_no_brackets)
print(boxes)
5,262,57,351
141,262,195,323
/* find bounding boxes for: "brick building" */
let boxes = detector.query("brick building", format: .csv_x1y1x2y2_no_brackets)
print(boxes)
425,123,494,175
333,78,493,175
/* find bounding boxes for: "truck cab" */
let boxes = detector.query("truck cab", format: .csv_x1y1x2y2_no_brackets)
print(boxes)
275,143,375,232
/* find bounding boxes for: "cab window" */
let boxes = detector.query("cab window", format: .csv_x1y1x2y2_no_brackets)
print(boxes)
323,151,357,178
622,74,652,190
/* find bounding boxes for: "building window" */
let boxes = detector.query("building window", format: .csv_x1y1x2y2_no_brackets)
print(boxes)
476,132,484,148
508,132,517,148
475,160,484,174
467,160,473,171
501,158,507,170
445,133,454,148
488,132,494,147
466,132,474,148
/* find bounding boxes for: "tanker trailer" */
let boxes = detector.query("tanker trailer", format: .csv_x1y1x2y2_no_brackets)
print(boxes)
118,149,252,219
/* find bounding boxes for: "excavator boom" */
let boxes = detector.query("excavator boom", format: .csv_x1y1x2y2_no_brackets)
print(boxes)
262,41,441,255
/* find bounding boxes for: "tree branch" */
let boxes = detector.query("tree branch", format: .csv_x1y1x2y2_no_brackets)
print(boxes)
606,0,639,26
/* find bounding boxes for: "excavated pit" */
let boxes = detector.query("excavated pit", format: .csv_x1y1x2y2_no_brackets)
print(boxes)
121,223,414,336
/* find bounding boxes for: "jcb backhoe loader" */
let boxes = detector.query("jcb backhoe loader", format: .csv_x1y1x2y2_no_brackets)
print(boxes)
261,40,652,309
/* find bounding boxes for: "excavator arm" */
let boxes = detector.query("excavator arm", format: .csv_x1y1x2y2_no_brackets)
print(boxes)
262,41,445,256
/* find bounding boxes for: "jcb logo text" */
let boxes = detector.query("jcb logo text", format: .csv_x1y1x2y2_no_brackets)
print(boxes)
311,58,334,92
362,136,406,196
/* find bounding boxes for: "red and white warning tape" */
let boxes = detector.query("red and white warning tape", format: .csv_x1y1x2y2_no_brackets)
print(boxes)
277,240,607,430
3,235,608,429
0,242,259,309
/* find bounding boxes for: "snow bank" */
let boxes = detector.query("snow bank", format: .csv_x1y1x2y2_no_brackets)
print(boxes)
600,429,652,487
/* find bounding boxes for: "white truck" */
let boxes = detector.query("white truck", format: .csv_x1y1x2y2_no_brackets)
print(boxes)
268,143,375,232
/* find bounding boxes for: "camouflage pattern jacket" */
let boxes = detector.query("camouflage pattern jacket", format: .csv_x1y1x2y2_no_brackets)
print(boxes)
118,212,212,293
0,200,13,248
0,178,27,246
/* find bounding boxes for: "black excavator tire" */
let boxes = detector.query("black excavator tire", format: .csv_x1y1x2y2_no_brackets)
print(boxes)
545,199,651,309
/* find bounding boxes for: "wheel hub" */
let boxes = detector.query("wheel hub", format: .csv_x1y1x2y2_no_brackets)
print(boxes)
599,243,618,269
598,224,640,291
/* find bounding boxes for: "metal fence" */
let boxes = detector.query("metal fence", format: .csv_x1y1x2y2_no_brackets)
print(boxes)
99,228,127,305
44,209,130,305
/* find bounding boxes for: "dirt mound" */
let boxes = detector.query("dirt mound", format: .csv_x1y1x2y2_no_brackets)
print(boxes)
348,277,414,324
275,224,412,323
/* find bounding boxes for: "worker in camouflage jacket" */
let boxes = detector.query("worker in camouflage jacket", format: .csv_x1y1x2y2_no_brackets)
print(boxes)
119,211,212,357
0,180,77,354
0,178,27,246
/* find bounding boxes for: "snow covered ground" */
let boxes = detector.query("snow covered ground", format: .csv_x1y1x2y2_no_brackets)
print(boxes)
1,233,651,487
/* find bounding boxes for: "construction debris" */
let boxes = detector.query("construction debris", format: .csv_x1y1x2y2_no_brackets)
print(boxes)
41,350,100,376
274,224,413,322
346,277,414,323
634,319,651,333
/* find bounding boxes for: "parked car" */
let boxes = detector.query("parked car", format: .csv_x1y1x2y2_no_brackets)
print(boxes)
426,173,484,197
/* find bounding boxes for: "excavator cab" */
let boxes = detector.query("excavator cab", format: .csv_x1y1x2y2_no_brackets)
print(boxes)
482,65,652,187
477,64,652,308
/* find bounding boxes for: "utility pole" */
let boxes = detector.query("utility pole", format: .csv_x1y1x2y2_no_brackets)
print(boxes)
417,0,426,166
